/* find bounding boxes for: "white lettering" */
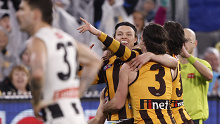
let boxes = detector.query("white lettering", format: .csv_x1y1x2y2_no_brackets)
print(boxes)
152,101,169,109
152,102,159,109
159,102,164,109
165,101,169,109
177,102,184,107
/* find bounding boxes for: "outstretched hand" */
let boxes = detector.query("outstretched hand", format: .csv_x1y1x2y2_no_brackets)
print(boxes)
77,17,102,37
129,52,153,71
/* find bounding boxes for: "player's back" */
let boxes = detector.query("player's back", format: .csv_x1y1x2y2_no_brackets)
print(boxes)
171,61,193,124
34,27,86,124
129,62,175,124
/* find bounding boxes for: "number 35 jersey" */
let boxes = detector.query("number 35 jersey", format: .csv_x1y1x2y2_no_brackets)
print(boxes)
34,27,80,104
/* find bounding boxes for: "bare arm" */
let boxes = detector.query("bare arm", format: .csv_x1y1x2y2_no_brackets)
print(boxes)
78,18,141,61
76,42,102,97
181,46,213,81
27,37,47,119
129,52,178,71
103,63,130,113
88,88,107,124
77,17,101,37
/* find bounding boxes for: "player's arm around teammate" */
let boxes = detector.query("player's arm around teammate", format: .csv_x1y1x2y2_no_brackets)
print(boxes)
103,63,132,113
78,17,178,68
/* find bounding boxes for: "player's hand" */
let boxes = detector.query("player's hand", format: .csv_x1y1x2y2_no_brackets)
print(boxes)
32,101,48,120
180,45,191,58
129,52,153,71
33,103,43,120
77,17,102,37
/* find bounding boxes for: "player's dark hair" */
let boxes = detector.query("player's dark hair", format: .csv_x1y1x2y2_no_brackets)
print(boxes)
113,22,138,45
142,23,168,55
163,21,186,55
23,0,53,25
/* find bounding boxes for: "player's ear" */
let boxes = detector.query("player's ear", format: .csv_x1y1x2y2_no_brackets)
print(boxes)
194,40,198,48
34,8,42,22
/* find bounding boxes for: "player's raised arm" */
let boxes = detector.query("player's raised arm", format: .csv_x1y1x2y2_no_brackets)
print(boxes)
77,17,102,37
78,18,140,61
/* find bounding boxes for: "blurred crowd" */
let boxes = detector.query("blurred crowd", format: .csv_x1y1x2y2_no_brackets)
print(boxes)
0,0,220,96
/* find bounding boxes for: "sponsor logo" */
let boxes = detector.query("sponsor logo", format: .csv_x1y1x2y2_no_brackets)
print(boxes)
55,32,63,39
171,100,184,108
140,99,169,109
103,64,112,70
53,87,79,100
187,73,195,78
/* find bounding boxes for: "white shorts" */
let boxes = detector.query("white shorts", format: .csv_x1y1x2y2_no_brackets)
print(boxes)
42,99,86,124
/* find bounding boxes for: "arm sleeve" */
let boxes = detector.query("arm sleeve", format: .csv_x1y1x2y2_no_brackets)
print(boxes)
98,32,142,62
92,61,107,85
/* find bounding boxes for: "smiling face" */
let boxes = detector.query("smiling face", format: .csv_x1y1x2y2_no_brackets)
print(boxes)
114,26,137,49
11,69,29,92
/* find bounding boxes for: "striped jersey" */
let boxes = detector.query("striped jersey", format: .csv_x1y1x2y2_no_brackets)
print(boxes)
93,32,142,121
129,62,175,124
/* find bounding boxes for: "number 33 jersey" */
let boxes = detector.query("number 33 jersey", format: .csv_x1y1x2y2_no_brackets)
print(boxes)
34,27,80,103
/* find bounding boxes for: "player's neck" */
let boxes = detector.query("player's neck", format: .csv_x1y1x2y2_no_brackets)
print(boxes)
29,22,51,36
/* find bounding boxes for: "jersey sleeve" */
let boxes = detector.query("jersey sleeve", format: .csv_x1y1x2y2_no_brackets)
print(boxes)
98,32,142,62
78,63,107,85
197,58,213,83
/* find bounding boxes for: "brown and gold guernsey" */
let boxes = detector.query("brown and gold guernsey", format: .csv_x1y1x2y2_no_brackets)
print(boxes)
98,32,142,62
171,60,192,124
129,62,175,124
91,32,142,121
102,56,133,121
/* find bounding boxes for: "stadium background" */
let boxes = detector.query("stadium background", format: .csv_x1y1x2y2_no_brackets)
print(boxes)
1,0,220,123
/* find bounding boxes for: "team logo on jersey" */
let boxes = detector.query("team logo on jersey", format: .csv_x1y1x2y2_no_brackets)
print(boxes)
103,64,112,70
187,73,195,78
55,32,63,39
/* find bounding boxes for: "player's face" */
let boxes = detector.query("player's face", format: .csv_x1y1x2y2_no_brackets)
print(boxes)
16,1,35,32
0,30,8,49
12,69,29,92
114,26,137,49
